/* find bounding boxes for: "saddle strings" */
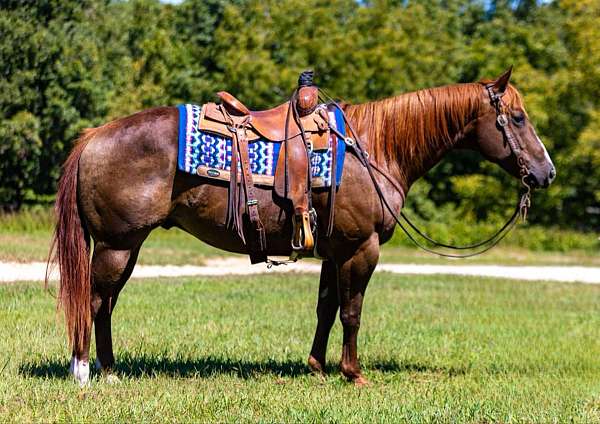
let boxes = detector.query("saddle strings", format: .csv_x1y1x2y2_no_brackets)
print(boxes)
318,89,530,258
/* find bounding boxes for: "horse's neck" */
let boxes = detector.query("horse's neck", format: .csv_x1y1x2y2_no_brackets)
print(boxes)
400,128,470,188
347,86,479,191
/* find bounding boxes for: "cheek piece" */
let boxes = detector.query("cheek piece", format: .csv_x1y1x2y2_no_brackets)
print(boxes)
485,84,532,220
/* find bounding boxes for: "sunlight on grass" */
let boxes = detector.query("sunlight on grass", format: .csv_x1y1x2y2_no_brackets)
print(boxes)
2,273,600,421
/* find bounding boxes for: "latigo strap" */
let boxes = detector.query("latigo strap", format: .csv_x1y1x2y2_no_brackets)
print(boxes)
236,126,267,264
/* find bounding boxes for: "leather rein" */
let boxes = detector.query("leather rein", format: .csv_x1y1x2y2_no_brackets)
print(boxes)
321,85,532,258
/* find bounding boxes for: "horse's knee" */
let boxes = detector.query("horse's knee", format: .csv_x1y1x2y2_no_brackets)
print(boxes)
340,308,361,329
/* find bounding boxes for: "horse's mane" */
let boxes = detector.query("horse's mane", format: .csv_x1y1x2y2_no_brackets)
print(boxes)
345,81,525,180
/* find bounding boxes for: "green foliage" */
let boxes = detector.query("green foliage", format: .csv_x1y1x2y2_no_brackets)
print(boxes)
0,0,113,207
0,0,598,233
0,112,42,209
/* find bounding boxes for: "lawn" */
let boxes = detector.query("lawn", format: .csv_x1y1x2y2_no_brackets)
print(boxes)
0,227,222,266
2,273,600,422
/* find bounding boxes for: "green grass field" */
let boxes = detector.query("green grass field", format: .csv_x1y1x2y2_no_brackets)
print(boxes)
2,273,600,422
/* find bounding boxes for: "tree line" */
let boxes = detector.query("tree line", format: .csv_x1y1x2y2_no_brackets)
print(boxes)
0,0,598,231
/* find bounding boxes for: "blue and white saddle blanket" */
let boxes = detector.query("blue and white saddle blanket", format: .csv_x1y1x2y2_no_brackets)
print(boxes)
177,104,346,188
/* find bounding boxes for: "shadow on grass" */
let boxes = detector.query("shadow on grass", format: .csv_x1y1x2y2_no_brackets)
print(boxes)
370,359,468,376
19,355,309,380
19,354,468,380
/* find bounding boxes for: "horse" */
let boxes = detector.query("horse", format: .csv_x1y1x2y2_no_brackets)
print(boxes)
47,68,555,386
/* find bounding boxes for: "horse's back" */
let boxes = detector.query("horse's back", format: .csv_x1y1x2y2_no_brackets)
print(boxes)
78,107,179,244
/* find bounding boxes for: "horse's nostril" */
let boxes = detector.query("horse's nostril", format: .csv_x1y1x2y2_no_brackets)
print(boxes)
525,174,537,188
549,168,556,180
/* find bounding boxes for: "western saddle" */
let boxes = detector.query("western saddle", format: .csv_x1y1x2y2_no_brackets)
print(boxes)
198,71,336,264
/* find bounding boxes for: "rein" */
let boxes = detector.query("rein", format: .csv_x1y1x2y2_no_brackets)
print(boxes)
321,86,533,258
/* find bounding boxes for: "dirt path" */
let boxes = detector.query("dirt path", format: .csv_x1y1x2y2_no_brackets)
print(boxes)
2,257,600,284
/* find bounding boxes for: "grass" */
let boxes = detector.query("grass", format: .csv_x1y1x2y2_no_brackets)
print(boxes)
3,273,600,421
379,244,600,266
0,220,222,266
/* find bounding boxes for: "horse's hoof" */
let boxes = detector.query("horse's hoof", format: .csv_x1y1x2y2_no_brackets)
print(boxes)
105,374,121,385
353,375,370,387
95,359,120,384
307,355,325,376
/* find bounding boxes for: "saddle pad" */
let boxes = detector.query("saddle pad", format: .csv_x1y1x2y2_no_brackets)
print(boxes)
177,103,346,188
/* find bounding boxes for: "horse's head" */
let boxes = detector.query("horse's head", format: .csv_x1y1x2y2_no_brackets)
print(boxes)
472,67,556,188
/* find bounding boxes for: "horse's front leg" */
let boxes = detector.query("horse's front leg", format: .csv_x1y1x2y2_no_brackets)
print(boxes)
308,260,339,375
337,235,379,386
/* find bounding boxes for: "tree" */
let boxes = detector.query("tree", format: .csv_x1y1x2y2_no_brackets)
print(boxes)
0,0,111,207
0,0,597,232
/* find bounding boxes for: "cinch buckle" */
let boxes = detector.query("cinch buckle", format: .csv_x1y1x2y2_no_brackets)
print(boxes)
247,199,258,206
344,136,355,146
497,114,509,127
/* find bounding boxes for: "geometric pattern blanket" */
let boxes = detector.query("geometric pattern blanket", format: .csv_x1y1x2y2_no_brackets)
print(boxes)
176,103,346,188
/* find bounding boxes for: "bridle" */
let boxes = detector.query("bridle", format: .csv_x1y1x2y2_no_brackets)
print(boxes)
322,84,533,258
485,83,532,220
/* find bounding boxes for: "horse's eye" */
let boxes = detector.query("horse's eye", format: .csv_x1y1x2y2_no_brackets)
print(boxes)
512,112,526,126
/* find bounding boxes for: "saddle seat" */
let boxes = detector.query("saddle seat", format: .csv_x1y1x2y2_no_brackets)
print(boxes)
218,91,306,124
218,91,296,141
201,91,329,148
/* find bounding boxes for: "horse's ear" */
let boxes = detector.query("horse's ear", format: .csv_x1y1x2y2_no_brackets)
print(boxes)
492,66,513,95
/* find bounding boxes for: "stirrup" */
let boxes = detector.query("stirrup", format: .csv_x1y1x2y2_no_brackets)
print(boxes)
291,210,315,252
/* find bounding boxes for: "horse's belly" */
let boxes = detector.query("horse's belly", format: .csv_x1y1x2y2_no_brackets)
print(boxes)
169,182,296,256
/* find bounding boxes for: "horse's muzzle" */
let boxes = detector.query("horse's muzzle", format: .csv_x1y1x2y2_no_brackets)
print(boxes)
527,166,556,189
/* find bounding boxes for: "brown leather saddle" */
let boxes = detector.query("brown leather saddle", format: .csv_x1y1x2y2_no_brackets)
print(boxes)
198,72,333,264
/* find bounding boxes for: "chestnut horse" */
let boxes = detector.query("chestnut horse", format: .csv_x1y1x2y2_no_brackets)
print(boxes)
48,69,555,385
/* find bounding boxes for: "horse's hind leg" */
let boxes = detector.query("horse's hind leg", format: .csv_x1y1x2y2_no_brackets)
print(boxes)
92,243,143,375
308,260,339,375
70,240,143,385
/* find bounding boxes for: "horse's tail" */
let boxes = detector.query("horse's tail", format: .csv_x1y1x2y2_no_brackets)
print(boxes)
46,128,97,353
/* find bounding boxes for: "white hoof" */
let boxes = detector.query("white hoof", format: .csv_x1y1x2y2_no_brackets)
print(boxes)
69,356,90,387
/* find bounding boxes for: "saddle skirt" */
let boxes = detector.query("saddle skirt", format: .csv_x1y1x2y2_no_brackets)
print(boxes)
177,103,346,188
